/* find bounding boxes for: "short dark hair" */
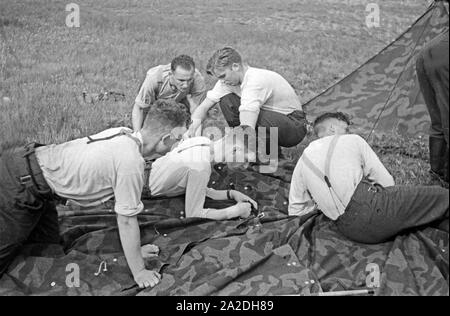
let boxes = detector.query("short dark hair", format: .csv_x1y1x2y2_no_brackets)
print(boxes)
171,55,195,72
313,112,352,128
143,99,191,131
206,47,243,76
313,112,351,135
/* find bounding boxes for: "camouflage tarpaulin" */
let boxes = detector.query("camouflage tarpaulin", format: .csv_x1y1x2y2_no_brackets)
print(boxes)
303,1,449,136
0,161,448,296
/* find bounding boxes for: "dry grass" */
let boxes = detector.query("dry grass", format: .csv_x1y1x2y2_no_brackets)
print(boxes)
0,0,444,186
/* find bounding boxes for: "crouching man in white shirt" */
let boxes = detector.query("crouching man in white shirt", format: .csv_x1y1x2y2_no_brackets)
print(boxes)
146,126,258,220
185,47,307,153
288,112,449,244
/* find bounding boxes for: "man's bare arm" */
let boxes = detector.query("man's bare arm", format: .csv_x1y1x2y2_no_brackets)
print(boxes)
132,103,145,131
187,97,217,137
117,214,161,288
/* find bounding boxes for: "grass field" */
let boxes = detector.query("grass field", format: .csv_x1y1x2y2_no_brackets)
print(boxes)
0,0,446,187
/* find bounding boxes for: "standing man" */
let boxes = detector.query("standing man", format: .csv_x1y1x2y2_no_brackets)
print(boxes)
289,112,448,244
186,47,308,152
132,55,206,131
0,100,190,288
416,28,449,183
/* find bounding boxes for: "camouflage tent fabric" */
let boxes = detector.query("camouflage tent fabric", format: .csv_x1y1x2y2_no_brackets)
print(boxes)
303,1,449,136
0,161,448,296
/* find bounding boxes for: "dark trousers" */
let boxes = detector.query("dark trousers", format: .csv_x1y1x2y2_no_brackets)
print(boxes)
0,147,60,277
219,94,308,148
416,30,449,144
336,181,449,244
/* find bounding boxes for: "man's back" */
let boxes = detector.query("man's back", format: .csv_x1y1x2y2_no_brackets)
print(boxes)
150,137,211,197
241,67,301,113
289,134,394,219
35,127,145,213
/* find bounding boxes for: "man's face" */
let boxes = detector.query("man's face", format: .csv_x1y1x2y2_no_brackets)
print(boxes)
214,64,241,86
220,131,256,170
155,125,187,155
171,67,195,92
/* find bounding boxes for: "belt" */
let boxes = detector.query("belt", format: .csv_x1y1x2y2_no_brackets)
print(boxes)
17,143,62,208
287,110,307,122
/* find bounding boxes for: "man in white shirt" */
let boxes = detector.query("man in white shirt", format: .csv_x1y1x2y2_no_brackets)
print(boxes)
147,130,258,220
185,47,307,154
0,100,190,289
289,112,449,244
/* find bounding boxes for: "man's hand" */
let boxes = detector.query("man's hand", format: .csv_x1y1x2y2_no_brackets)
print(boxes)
141,244,160,259
231,190,258,211
134,269,161,289
184,120,201,139
233,202,252,218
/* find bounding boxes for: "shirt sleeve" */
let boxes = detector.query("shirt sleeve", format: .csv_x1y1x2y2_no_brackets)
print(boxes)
113,159,145,216
184,168,211,218
239,81,271,128
288,159,317,216
358,136,395,187
206,81,233,103
134,70,159,109
189,71,207,106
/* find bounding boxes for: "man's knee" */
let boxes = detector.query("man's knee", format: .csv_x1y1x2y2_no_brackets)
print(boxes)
219,94,241,127
258,112,307,148
219,94,240,109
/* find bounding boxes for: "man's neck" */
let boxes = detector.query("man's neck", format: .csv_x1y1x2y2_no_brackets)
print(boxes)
141,131,161,157
320,132,349,140
240,64,249,84
168,75,178,91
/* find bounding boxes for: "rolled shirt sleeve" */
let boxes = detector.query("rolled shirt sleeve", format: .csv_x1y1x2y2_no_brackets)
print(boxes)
113,159,145,216
206,81,235,103
134,71,159,109
239,82,271,128
288,160,317,216
184,167,211,218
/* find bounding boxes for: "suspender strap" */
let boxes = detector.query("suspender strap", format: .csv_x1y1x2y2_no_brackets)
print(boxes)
87,129,143,153
123,133,143,153
301,154,326,183
301,135,345,212
176,143,210,154
301,135,341,187
324,135,341,188
87,130,129,144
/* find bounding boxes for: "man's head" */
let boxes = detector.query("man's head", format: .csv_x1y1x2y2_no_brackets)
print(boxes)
170,55,196,93
212,126,257,169
206,47,244,86
313,112,352,138
141,99,190,156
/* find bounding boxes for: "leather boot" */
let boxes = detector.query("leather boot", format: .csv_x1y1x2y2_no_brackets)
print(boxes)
429,136,449,183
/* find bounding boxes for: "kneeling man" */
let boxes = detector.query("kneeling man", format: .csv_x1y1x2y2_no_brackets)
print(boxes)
288,112,449,244
0,100,190,289
186,47,307,152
